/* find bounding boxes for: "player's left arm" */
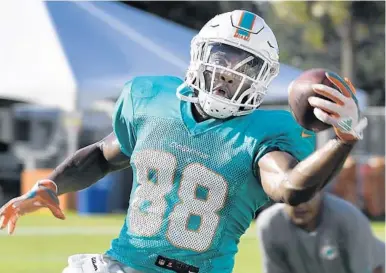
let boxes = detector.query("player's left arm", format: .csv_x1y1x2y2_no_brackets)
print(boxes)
258,72,367,205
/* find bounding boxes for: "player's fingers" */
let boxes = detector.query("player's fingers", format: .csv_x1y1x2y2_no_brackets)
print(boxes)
39,192,65,220
46,203,66,220
313,108,338,127
325,72,353,98
0,211,9,230
0,207,5,223
0,215,7,230
0,203,17,230
344,77,356,95
312,84,346,105
308,96,341,117
0,203,5,216
7,214,19,235
0,199,13,217
35,184,65,219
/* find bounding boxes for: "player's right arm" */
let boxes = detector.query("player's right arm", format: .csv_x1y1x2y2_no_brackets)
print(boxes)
49,132,130,195
0,80,136,234
258,73,367,206
0,132,130,234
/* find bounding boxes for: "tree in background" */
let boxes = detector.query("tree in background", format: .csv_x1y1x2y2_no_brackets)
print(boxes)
269,2,356,78
264,1,384,106
122,1,384,106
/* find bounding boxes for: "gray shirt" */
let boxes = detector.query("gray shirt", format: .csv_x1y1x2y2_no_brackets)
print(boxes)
256,194,385,273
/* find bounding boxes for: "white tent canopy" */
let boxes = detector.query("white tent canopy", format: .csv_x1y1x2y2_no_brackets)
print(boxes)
0,1,368,112
0,0,76,112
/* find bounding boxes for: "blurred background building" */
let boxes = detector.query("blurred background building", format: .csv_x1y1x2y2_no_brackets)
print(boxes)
0,1,384,219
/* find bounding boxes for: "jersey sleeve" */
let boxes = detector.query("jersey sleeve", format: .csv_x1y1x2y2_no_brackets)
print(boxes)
253,117,316,174
112,80,136,157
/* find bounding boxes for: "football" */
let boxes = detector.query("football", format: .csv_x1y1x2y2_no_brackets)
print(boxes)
288,68,336,132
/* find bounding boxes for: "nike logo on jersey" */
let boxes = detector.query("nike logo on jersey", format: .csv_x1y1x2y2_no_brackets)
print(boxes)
301,130,312,138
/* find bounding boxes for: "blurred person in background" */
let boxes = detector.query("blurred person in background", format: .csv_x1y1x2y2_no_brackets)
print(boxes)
0,9,368,273
256,191,385,273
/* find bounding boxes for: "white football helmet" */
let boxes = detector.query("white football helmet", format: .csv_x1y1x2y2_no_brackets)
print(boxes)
177,10,280,119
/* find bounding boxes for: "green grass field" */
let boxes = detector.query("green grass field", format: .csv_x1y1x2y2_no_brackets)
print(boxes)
0,212,384,273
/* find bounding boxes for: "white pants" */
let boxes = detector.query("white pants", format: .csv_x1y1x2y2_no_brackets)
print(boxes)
62,254,144,273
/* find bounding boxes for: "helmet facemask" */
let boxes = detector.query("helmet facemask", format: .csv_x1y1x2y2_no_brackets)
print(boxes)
179,41,279,119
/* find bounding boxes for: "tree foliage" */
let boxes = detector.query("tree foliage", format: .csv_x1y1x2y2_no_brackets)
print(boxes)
267,1,384,105
121,1,384,106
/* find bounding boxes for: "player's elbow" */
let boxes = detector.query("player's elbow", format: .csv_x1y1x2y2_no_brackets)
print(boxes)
261,173,319,206
282,187,316,206
280,174,321,206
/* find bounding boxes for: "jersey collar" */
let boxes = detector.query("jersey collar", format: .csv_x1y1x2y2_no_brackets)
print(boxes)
180,99,226,136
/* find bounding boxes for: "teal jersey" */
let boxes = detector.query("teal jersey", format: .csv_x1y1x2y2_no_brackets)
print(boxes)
106,76,316,273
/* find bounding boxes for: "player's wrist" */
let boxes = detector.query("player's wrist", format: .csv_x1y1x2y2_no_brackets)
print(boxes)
334,136,357,146
35,179,58,194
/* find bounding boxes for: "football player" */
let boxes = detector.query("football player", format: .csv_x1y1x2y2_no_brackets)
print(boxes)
0,10,367,273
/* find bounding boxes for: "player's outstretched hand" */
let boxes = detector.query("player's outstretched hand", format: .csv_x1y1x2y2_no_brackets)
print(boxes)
0,179,65,235
308,71,368,142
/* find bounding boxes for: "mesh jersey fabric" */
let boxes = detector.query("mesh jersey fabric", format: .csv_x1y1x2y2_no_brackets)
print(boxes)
106,76,316,273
